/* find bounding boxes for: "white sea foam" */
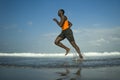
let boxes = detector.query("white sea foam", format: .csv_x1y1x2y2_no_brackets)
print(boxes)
0,52,120,58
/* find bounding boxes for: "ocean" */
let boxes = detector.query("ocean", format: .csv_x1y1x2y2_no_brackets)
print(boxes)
0,52,120,68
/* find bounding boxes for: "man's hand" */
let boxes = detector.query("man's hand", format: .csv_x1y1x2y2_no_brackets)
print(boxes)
53,18,60,26
53,18,57,22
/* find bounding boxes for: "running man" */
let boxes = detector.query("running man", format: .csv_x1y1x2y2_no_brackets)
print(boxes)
53,9,83,59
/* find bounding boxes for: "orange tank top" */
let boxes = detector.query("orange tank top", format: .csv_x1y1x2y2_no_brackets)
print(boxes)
62,20,69,30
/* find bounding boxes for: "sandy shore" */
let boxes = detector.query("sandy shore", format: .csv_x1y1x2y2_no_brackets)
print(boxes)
0,66,120,80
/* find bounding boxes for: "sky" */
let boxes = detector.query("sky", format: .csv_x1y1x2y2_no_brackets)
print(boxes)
0,0,120,53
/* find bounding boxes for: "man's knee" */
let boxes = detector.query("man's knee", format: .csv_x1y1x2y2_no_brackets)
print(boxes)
54,40,59,45
54,37,63,45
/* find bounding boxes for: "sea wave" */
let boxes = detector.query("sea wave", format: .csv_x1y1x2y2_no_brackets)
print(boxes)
0,52,120,68
0,52,120,58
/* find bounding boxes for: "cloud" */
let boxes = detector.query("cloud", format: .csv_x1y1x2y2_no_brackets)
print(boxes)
92,23,101,26
42,32,58,37
96,38,110,44
88,38,110,46
71,27,120,52
0,24,18,30
27,21,32,26
72,29,81,34
18,29,23,33
111,37,120,41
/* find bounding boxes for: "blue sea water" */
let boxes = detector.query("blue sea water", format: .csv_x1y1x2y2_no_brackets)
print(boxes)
0,52,120,68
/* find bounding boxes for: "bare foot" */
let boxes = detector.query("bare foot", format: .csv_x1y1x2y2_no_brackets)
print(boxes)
79,54,83,59
77,58,83,61
65,48,70,56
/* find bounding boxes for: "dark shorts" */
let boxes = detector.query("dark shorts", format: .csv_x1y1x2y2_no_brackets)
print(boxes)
58,28,74,42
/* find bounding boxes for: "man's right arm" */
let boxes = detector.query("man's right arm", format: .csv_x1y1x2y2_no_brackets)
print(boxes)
53,16,66,27
53,18,62,28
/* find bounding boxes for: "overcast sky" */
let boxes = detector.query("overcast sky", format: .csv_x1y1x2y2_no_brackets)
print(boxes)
0,0,120,53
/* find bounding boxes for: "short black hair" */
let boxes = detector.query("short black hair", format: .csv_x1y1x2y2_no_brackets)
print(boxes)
60,9,65,14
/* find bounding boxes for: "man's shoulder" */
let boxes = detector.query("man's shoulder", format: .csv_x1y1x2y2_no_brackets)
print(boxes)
63,15,67,20
61,15,67,20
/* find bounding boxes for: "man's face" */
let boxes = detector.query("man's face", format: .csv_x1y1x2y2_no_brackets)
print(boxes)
58,10,62,16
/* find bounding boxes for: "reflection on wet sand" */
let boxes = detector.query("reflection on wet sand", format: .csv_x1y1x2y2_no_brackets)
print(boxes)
56,59,82,80
56,68,81,80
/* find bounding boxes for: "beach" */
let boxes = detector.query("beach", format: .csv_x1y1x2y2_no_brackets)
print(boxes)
0,52,120,80
0,66,120,80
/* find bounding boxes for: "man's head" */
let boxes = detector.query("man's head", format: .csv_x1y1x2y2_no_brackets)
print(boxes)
58,9,65,16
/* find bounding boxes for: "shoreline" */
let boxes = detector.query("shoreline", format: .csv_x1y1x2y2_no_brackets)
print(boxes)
0,66,120,80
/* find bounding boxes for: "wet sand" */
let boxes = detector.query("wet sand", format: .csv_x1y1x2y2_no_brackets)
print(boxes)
0,66,120,80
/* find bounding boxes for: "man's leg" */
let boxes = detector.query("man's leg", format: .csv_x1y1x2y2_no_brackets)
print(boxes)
54,36,70,55
70,41,83,59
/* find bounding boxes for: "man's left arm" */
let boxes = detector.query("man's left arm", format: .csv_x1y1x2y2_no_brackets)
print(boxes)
68,21,72,27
